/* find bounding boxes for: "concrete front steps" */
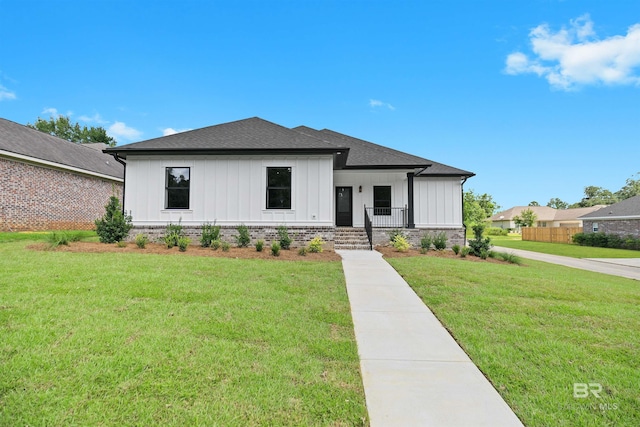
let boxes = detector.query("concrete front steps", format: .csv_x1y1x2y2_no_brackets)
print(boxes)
334,227,372,250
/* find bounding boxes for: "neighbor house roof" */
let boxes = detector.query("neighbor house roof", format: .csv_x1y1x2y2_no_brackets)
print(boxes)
293,126,474,175
490,205,607,222
579,195,640,220
0,118,123,180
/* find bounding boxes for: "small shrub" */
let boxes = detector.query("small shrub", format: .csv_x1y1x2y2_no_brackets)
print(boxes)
255,239,265,252
486,227,509,236
235,224,251,248
135,233,149,249
308,236,325,253
211,239,221,250
178,236,191,252
271,241,281,256
572,232,586,245
488,250,497,258
200,222,220,247
277,225,292,250
479,249,489,260
468,223,492,257
460,247,471,258
452,244,460,255
495,252,522,265
433,232,447,250
298,247,308,256
47,231,70,249
95,196,133,243
392,235,411,252
388,228,405,243
420,247,428,254
116,240,128,248
164,220,184,248
221,241,230,252
420,234,432,251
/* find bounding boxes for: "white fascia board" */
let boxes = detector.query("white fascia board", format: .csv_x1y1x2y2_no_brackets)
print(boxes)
582,215,640,221
0,149,123,182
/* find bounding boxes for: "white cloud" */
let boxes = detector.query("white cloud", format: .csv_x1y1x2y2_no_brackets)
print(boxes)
0,84,16,101
78,113,107,124
41,107,59,117
108,121,142,141
162,127,191,136
505,14,640,90
369,99,395,110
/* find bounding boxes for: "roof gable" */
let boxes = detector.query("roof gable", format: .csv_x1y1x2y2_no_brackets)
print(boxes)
0,118,123,179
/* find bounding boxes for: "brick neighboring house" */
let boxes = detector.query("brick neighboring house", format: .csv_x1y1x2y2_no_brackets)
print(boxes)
0,118,124,231
579,195,640,238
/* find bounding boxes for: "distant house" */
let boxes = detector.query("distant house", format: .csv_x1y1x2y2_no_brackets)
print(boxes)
579,195,640,238
0,118,124,231
490,205,605,231
104,117,474,248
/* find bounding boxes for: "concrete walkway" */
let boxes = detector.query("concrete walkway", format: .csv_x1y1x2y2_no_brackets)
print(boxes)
337,250,524,427
493,246,640,281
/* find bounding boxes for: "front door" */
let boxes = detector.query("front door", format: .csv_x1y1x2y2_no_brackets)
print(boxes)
335,186,353,227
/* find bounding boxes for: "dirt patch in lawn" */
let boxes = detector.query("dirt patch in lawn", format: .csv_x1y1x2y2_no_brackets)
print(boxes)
28,241,343,261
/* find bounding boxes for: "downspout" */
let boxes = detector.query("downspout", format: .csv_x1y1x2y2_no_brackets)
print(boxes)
109,153,127,214
461,176,468,246
407,172,415,228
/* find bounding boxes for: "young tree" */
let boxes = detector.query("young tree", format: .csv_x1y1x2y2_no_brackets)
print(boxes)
463,189,500,227
95,196,132,243
616,173,640,201
27,116,116,146
571,186,618,207
547,198,568,209
513,208,537,228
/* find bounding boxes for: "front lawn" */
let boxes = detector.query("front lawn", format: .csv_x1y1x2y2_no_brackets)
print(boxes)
0,239,367,426
491,236,640,258
388,256,640,427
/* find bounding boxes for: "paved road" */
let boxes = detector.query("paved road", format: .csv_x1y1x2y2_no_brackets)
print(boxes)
493,246,640,281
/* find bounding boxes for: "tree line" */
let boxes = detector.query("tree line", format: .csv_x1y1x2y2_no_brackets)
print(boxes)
27,115,116,147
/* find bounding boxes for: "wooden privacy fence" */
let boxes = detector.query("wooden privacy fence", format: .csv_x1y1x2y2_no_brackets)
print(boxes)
522,227,582,244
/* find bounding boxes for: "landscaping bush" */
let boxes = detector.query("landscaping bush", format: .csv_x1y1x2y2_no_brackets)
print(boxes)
255,239,265,252
135,233,149,249
486,227,509,236
235,224,251,247
574,231,640,251
420,234,432,251
211,239,221,250
468,224,492,257
298,247,308,256
178,236,191,252
388,228,405,243
495,251,522,265
460,247,471,258
116,240,128,248
433,232,448,250
46,231,70,249
277,225,292,250
271,241,281,256
164,220,184,248
221,241,230,252
452,244,461,255
572,232,586,246
308,236,325,253
94,196,133,243
392,235,410,252
200,222,220,247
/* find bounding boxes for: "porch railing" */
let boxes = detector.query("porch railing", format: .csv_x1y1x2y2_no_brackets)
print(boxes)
364,206,408,228
363,207,373,250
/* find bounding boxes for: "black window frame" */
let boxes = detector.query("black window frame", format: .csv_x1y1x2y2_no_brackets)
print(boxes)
373,186,392,216
165,167,190,210
266,167,292,210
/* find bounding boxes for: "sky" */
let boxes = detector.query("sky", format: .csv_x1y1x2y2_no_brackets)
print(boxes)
1,0,639,210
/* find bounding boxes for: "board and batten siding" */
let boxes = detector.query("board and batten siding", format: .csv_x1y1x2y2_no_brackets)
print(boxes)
333,171,463,228
124,155,334,226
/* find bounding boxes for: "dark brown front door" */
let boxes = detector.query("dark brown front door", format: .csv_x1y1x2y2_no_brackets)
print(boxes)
336,186,353,227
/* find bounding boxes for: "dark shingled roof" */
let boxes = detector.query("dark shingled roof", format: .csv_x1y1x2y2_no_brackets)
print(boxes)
579,195,640,219
0,118,123,179
294,126,474,175
107,117,347,155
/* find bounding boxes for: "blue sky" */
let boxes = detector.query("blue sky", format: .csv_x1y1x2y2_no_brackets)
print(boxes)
1,0,639,210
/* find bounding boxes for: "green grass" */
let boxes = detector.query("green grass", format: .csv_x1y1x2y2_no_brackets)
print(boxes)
0,239,367,426
490,236,640,258
388,256,640,427
0,230,98,243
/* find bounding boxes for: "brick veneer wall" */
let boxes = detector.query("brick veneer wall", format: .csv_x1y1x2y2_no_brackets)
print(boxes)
582,219,640,238
129,225,336,249
372,227,466,249
0,157,123,231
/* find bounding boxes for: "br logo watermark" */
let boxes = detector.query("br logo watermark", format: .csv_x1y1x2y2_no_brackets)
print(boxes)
573,383,602,399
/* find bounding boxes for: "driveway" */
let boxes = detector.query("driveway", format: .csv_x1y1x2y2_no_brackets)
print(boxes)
492,246,640,281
